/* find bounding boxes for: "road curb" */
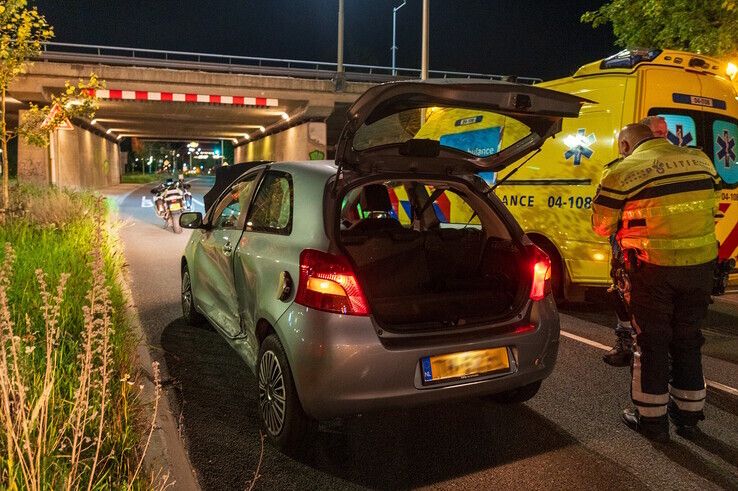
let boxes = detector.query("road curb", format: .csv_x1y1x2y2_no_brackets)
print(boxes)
106,196,201,490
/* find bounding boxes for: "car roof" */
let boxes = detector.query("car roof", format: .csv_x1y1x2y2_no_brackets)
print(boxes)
266,160,338,177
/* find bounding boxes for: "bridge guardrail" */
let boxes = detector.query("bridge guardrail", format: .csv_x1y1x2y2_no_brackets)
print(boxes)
37,42,542,85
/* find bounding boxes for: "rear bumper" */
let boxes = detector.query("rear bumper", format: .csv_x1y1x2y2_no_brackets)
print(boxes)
275,296,560,419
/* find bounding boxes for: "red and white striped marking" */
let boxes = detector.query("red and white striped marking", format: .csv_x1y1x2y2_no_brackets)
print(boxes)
87,89,278,107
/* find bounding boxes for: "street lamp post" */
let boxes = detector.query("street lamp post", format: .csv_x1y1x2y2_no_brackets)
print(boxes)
391,1,406,76
337,0,344,74
335,0,346,91
421,0,429,80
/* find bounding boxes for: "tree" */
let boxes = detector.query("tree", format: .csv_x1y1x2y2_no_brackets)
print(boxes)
19,75,103,147
0,0,53,211
582,0,738,57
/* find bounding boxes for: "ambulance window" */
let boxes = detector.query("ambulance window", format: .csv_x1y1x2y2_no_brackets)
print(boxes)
352,107,533,158
653,113,698,147
428,187,482,228
711,119,738,186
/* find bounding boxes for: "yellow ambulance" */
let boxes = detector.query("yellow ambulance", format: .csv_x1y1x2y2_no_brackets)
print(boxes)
415,49,738,301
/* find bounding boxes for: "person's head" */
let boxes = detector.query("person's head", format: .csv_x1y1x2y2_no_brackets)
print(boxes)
639,116,668,138
618,123,654,157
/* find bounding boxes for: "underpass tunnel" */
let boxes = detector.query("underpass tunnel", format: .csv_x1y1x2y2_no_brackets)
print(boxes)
8,58,372,190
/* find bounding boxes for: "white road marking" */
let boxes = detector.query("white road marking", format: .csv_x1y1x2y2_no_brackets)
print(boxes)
707,380,738,397
560,330,611,350
560,329,738,399
714,294,738,305
141,196,153,208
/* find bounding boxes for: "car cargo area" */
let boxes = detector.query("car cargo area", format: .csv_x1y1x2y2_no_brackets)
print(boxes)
338,180,527,330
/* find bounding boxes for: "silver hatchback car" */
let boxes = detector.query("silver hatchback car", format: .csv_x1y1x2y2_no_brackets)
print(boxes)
179,80,585,453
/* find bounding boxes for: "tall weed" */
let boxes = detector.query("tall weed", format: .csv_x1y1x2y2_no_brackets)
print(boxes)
0,184,160,489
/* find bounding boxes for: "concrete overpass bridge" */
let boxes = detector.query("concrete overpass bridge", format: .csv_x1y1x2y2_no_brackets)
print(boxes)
8,42,539,189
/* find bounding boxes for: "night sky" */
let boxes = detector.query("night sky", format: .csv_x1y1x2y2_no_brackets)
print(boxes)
31,0,615,81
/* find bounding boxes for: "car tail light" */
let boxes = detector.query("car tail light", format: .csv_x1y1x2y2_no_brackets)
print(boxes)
529,246,552,301
295,249,370,316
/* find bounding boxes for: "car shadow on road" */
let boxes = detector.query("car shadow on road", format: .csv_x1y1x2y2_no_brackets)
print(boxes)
161,318,641,491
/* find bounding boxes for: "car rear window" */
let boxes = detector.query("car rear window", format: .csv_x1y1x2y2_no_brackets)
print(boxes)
351,107,533,158
340,181,491,233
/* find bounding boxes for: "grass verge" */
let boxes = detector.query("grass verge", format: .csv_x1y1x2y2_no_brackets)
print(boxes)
0,183,162,489
120,174,167,185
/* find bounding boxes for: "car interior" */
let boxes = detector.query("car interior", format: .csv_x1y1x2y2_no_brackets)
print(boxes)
338,180,526,330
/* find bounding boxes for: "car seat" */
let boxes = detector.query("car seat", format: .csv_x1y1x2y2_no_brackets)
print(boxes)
348,184,404,233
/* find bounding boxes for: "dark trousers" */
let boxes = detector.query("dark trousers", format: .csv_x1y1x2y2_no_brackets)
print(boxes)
628,260,714,420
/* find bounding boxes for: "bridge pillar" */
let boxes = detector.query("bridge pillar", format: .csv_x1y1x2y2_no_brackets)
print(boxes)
17,110,122,189
234,122,327,163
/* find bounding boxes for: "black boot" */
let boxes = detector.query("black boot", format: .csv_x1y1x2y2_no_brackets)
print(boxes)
603,326,634,367
621,408,670,442
668,400,704,438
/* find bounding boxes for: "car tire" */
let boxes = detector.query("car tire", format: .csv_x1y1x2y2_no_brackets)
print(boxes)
181,264,207,327
486,380,542,404
257,334,316,456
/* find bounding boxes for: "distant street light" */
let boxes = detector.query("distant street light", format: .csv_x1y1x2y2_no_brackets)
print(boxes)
391,1,406,76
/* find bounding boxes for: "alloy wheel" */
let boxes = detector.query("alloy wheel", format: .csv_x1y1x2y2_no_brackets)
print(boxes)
258,351,287,436
181,270,193,316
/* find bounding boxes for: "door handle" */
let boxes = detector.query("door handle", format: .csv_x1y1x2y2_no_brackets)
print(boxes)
222,242,233,256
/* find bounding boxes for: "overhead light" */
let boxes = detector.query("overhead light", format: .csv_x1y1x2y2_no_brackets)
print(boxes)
90,119,98,125
280,112,290,121
243,133,250,140
188,141,199,148
231,138,238,143
106,128,113,134
258,126,266,133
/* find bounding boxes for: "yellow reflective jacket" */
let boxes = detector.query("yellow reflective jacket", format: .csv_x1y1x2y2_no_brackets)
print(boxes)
592,138,720,266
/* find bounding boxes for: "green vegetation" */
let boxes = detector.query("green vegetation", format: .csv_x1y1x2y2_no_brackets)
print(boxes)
582,0,738,57
0,183,160,489
121,174,168,185
0,0,54,210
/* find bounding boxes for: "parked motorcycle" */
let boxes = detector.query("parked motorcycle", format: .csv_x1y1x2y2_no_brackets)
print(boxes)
151,177,193,234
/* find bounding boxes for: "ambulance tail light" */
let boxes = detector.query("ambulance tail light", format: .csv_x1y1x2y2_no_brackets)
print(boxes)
528,246,552,301
296,249,370,316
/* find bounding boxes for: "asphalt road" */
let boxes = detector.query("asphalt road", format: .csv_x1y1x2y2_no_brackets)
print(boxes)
108,178,738,491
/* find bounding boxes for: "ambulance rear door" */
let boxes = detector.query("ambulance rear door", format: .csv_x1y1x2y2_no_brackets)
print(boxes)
700,75,738,281
644,69,738,283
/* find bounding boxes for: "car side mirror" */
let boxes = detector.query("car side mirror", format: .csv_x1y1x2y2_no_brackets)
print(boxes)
180,212,204,229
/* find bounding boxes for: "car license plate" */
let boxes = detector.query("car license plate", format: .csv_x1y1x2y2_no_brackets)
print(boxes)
421,347,509,384
169,202,181,211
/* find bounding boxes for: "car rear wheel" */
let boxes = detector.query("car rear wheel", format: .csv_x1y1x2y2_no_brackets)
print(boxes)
258,334,315,455
181,265,207,327
485,380,542,404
